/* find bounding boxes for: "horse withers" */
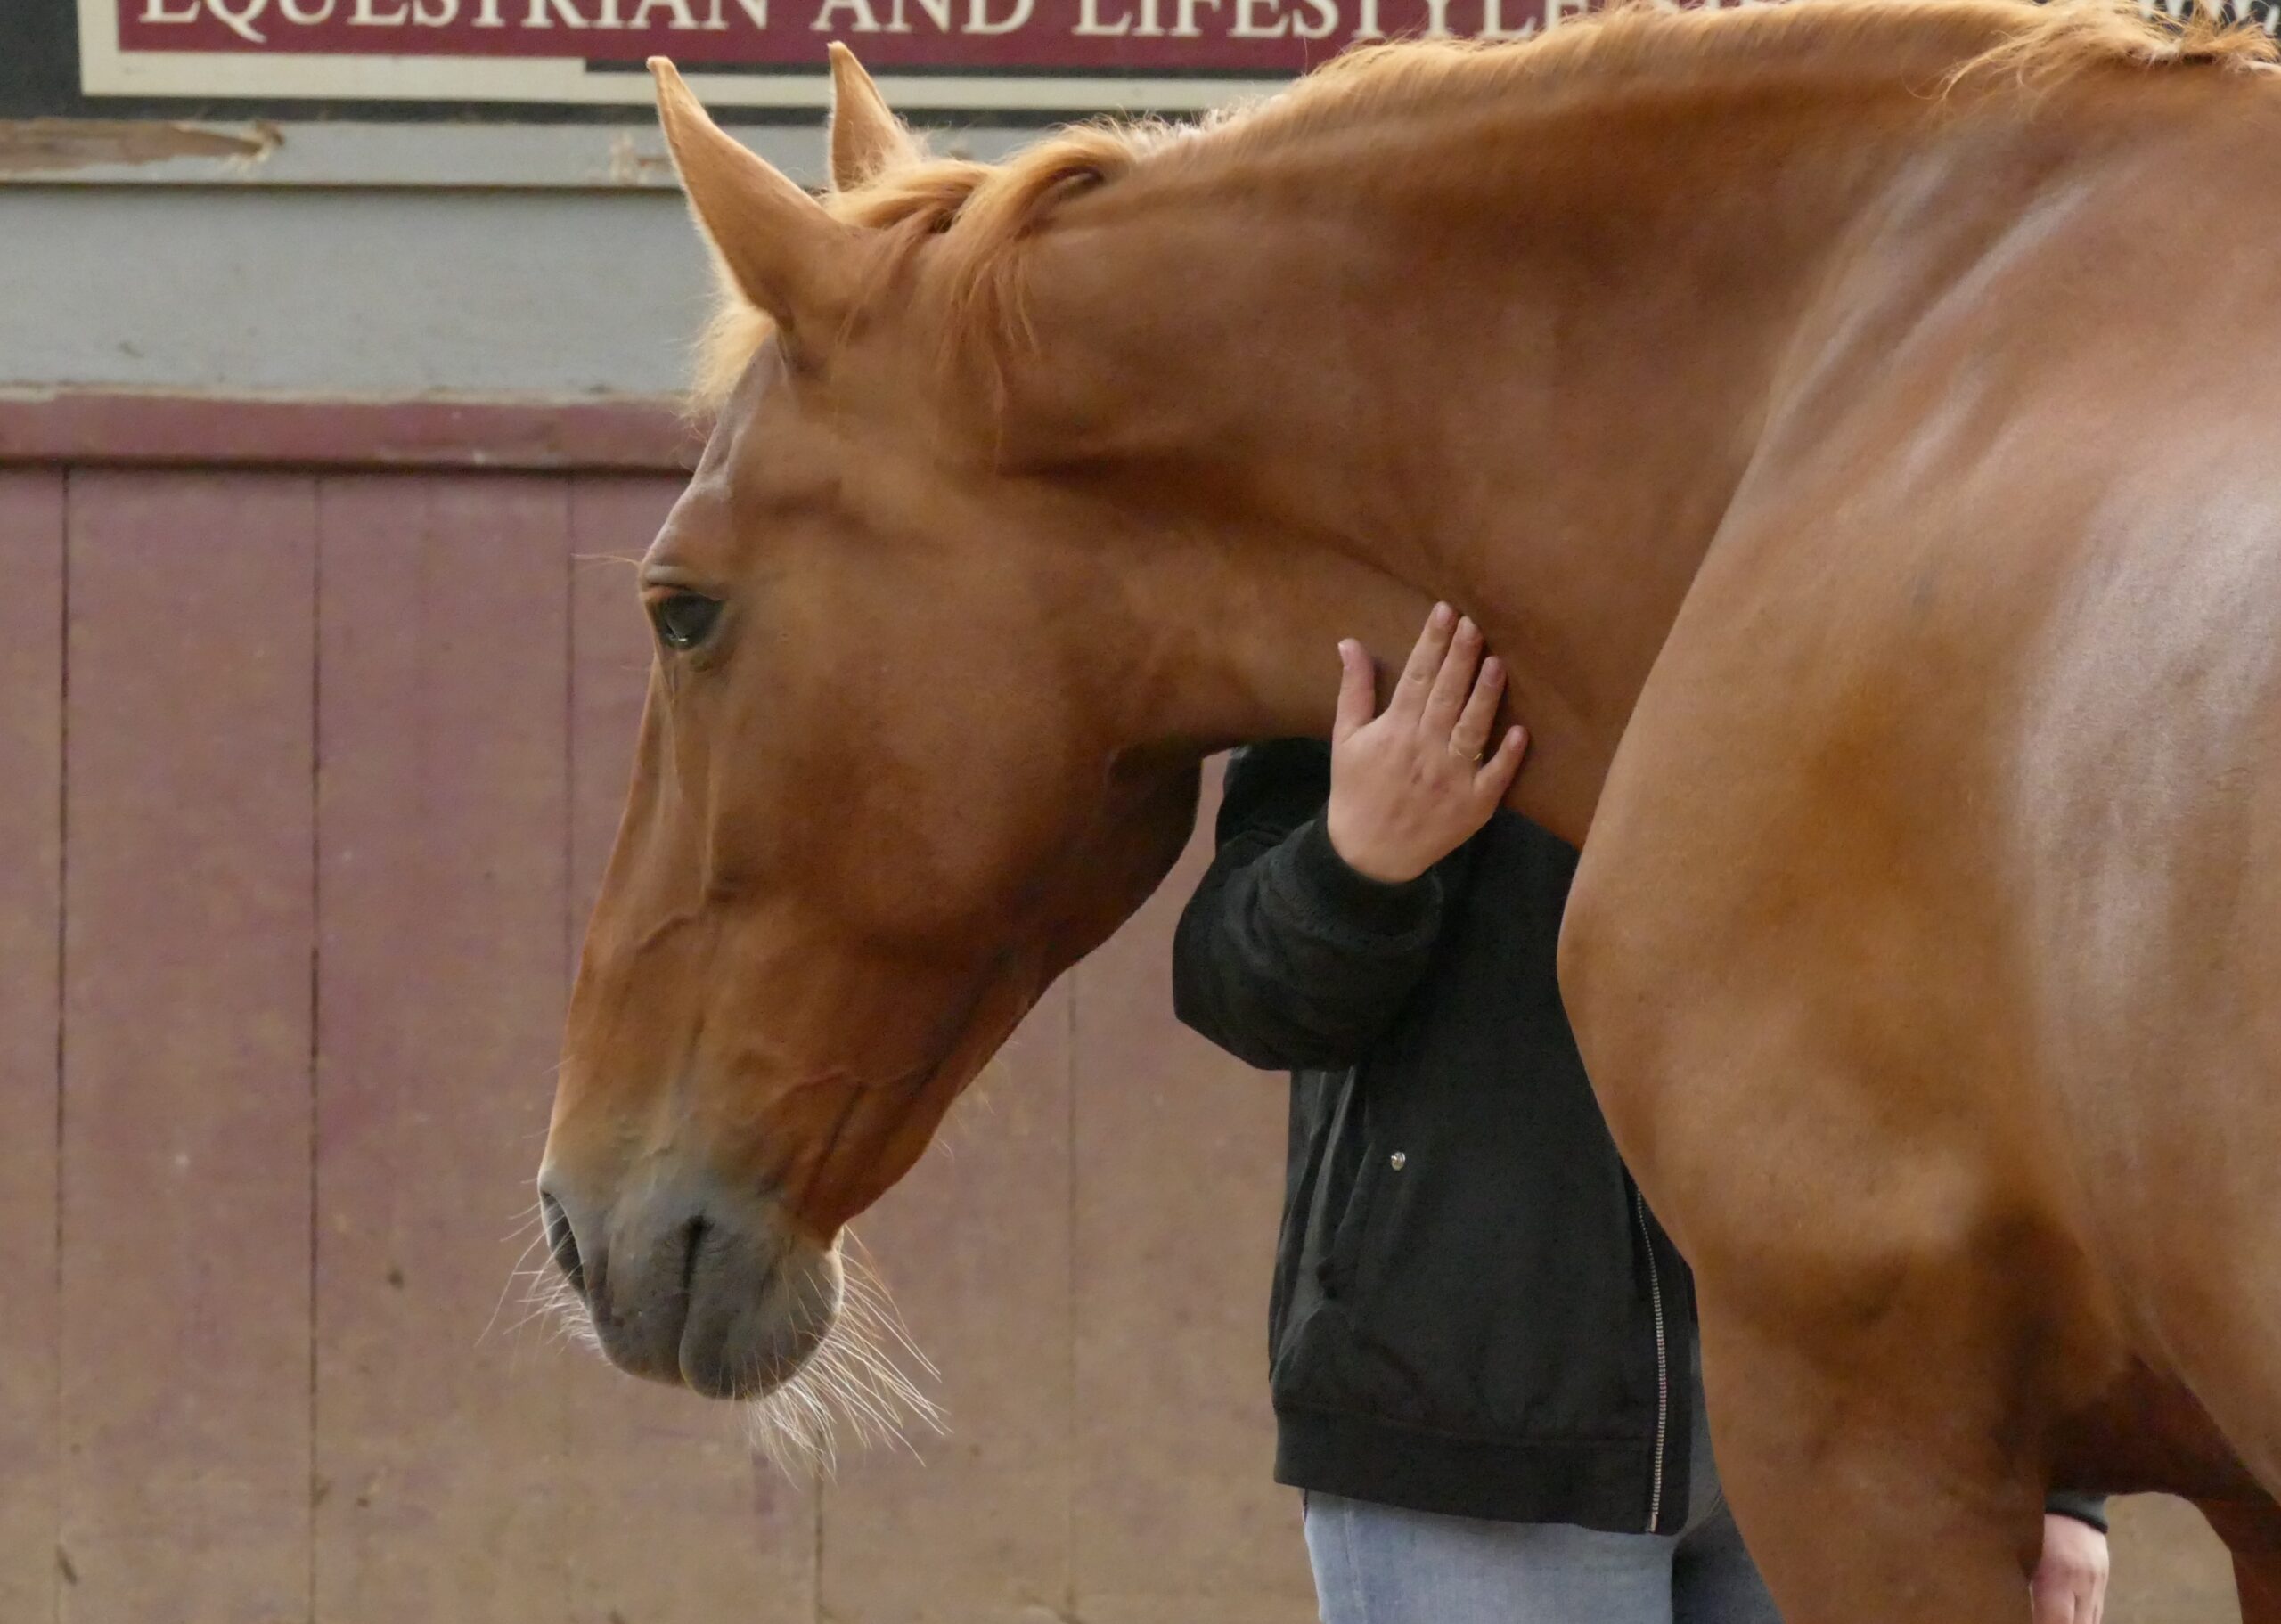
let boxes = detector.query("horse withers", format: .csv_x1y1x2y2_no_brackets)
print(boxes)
540,4,2281,1616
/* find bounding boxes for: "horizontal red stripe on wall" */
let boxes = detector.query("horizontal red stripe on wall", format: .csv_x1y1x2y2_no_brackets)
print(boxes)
0,391,700,473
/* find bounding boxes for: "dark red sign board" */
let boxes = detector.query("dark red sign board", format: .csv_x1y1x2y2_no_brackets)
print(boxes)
86,0,1654,110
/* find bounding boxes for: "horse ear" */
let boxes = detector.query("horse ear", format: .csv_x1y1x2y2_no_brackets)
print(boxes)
828,44,920,192
650,58,855,341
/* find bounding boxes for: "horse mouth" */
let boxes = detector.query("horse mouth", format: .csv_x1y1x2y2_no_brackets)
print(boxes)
732,1239,944,1470
529,1213,940,1465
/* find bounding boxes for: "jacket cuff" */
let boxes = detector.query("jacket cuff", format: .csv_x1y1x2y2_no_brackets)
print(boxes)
2044,1492,2110,1534
1281,817,1443,941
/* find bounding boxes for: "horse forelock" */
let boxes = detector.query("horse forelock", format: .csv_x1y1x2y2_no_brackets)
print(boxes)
690,0,2280,410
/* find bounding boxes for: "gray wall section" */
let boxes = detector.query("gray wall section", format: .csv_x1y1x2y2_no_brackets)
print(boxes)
0,120,1037,398
4,183,713,396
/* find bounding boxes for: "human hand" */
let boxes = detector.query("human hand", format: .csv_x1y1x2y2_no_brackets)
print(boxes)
1325,603,1528,885
2031,1514,2110,1624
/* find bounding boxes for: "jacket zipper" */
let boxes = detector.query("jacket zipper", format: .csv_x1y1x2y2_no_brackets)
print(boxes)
1633,1187,1670,1534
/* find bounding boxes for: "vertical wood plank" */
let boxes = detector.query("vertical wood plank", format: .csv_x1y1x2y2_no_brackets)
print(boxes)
822,986,1075,1624
560,474,819,1624
311,475,569,1624
60,470,315,1623
1071,761,1316,1624
0,471,63,1623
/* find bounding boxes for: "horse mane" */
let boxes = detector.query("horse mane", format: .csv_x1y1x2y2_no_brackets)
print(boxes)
694,0,2278,406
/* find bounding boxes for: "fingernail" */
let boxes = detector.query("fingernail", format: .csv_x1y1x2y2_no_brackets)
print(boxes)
1483,657,1501,680
1458,616,1477,640
1431,602,1453,627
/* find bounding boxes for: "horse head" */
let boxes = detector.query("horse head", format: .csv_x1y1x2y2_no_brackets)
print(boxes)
540,57,1223,1408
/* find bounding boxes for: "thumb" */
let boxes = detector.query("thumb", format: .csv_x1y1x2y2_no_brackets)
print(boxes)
1333,640,1376,744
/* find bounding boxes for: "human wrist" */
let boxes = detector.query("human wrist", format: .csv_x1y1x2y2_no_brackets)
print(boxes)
1325,804,1426,884
1289,819,1442,935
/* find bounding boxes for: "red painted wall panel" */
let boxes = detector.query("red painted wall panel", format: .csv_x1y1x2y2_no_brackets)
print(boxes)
310,474,573,1623
0,471,64,1624
60,470,316,1624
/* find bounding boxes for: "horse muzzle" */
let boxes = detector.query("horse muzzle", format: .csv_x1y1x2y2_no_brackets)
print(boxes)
536,1165,836,1400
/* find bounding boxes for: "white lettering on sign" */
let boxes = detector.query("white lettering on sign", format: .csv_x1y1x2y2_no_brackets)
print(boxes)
1479,0,1532,36
813,0,880,29
1230,0,1284,37
885,0,954,34
107,0,1606,110
701,0,770,29
966,0,1030,33
1074,0,1128,35
207,0,270,41
116,0,1584,39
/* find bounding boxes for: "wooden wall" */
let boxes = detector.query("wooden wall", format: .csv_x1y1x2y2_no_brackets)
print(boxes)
0,461,2240,1623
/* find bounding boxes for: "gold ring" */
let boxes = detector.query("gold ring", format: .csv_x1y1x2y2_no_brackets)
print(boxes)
1451,741,1483,765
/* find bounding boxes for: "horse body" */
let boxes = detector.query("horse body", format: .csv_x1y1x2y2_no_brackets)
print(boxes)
544,7,2281,1617
1567,97,2281,1607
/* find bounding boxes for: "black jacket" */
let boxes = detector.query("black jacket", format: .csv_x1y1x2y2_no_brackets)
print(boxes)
1173,739,2109,1536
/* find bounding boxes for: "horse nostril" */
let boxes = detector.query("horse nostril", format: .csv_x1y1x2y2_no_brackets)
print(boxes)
541,1190,585,1297
681,1214,711,1297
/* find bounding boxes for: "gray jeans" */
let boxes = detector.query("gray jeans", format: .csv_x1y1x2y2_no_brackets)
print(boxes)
1301,1346,1782,1624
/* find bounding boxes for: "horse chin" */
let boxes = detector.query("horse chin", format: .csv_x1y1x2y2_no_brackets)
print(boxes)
683,1234,842,1400
739,1236,944,1473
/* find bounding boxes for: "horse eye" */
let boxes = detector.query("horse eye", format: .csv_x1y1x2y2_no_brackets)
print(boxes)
650,592,722,652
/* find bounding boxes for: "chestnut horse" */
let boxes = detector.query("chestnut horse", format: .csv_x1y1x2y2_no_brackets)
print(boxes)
542,3,2281,1615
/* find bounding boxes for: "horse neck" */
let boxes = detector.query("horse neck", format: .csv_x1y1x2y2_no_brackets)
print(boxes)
1008,53,2007,844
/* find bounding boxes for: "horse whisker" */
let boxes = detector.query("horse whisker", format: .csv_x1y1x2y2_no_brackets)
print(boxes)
740,1238,944,1477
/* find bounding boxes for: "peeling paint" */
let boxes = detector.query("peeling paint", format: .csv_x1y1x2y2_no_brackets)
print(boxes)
602,129,674,188
0,119,282,177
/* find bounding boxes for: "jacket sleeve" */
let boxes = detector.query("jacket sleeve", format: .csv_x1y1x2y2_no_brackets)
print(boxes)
2044,1492,2110,1534
1172,739,1449,1072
